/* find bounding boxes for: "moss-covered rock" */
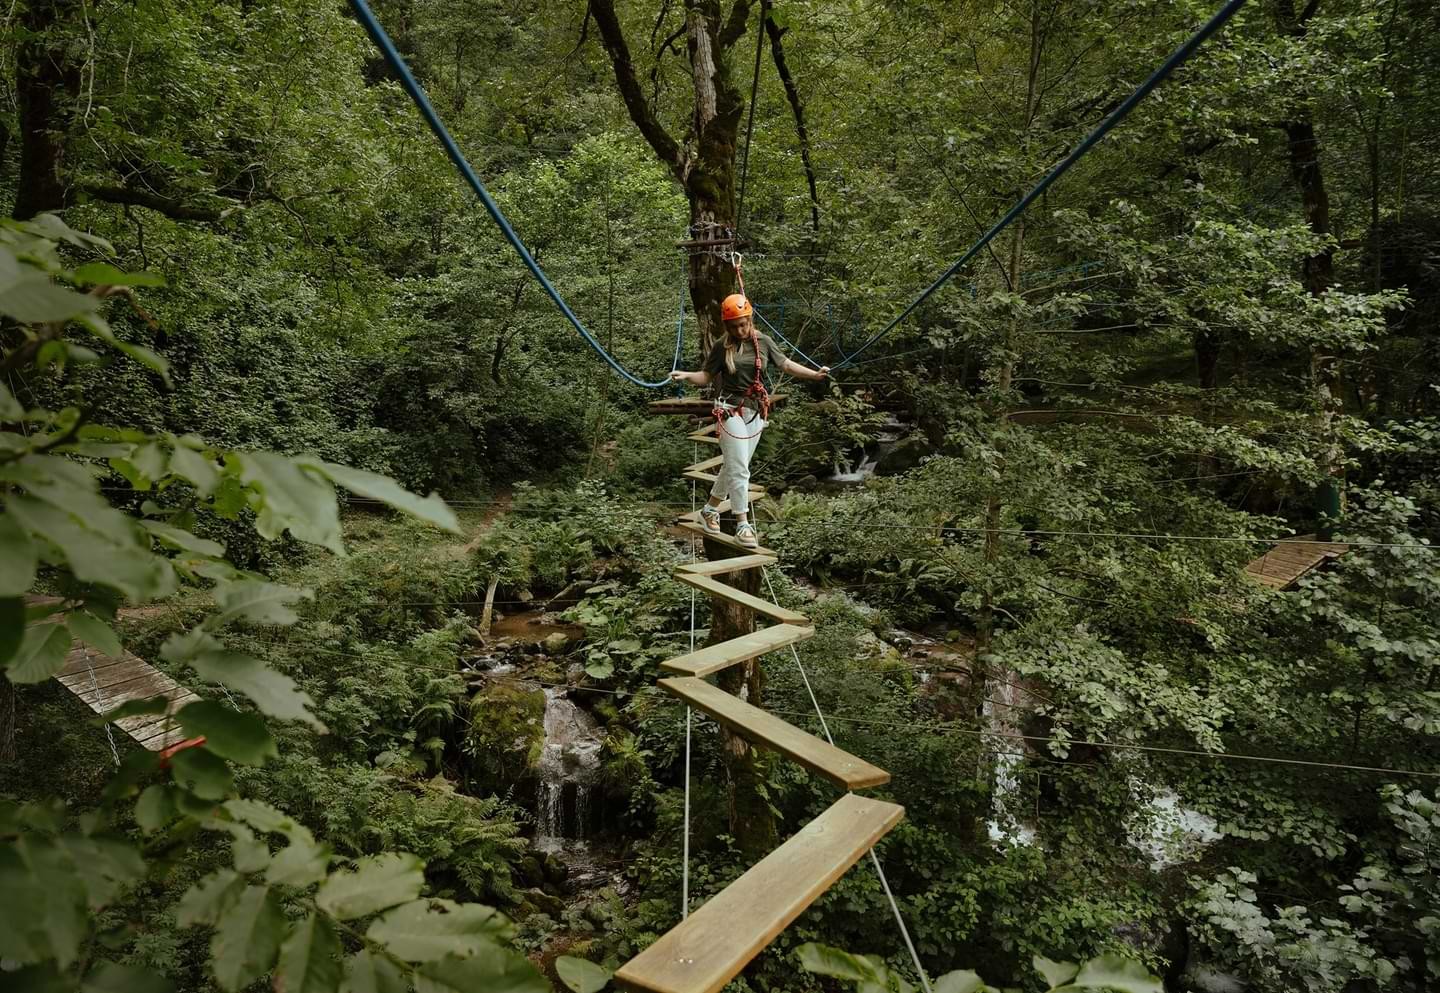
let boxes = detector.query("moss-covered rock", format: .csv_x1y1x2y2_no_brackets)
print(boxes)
463,681,546,793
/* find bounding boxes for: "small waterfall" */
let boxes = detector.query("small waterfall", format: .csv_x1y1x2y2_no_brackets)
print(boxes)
534,688,604,853
826,414,911,484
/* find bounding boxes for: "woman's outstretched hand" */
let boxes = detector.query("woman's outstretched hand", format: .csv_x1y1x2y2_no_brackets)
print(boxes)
817,366,831,380
670,370,688,383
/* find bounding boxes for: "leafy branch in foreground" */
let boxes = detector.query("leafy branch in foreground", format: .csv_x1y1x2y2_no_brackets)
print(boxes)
0,214,546,993
797,943,1163,993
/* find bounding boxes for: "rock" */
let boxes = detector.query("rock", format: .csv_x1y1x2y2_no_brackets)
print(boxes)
519,887,566,918
463,682,546,793
542,631,574,656
516,855,546,889
875,436,930,476
542,852,568,888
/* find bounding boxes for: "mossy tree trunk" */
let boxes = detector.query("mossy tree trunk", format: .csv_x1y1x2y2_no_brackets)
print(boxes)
590,0,757,360
700,534,777,858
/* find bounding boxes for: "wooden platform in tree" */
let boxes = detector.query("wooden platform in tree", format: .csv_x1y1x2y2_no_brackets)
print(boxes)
674,573,809,625
660,677,889,789
53,638,197,751
1243,535,1348,590
648,396,787,416
659,624,814,678
612,793,904,993
676,553,777,577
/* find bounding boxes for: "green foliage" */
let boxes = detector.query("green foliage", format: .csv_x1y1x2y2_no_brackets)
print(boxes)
796,943,1163,993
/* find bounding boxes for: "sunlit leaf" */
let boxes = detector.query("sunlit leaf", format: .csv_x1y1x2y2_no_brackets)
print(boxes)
209,885,284,991
7,622,72,683
315,853,425,921
366,898,512,962
555,955,611,993
413,950,549,993
310,460,458,533
275,912,342,993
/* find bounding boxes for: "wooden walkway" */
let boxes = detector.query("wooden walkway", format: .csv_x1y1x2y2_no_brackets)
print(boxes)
1243,535,1348,590
30,598,197,751
614,430,901,993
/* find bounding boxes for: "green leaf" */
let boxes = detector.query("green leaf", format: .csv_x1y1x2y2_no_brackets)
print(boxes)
67,611,124,657
0,380,23,420
265,835,332,889
796,944,889,984
73,262,166,288
210,885,285,992
186,649,322,728
233,452,343,553
584,658,614,680
0,512,38,595
276,912,342,993
169,746,234,800
97,697,169,724
936,972,988,993
177,701,277,766
340,950,409,993
81,961,175,993
212,579,311,627
0,596,23,667
311,461,459,534
134,785,178,833
315,853,425,921
178,870,247,929
0,277,101,323
141,521,225,558
169,443,220,496
0,837,89,967
414,951,549,993
6,962,75,993
1034,958,1079,989
7,622,72,683
1062,954,1163,993
556,955,611,993
7,495,177,601
365,899,513,962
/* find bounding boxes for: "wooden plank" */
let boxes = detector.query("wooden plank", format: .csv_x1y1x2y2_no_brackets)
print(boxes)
71,669,184,711
56,648,135,680
1243,538,1348,590
685,455,725,474
676,491,765,522
676,554,777,576
675,573,808,625
691,422,719,438
676,521,776,557
660,625,814,678
682,469,720,486
613,793,903,993
659,677,888,788
57,654,159,691
686,433,723,446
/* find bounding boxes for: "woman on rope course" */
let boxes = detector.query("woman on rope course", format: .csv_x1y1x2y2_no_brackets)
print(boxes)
670,292,829,549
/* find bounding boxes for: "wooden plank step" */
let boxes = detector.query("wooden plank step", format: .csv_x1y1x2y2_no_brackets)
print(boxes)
613,793,904,993
691,422,719,438
685,455,725,474
674,573,808,625
676,554,777,576
676,521,776,557
660,626,813,678
682,469,720,486
676,491,765,523
686,432,722,446
659,677,888,789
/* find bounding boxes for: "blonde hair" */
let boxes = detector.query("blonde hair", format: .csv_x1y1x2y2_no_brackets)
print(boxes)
722,316,760,375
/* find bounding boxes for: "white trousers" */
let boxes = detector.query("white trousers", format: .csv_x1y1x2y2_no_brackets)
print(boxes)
711,408,766,516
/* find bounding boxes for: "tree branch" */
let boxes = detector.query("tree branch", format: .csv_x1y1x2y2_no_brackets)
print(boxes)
589,0,687,182
763,2,819,232
720,0,758,48
80,184,236,223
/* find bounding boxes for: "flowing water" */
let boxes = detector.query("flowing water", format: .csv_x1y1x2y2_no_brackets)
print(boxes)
533,688,604,853
826,414,911,484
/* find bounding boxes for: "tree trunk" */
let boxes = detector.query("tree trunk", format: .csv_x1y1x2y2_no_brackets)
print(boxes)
14,0,82,219
0,676,16,764
701,534,777,857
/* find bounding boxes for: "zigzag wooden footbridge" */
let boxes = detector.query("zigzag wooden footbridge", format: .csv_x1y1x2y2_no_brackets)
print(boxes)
614,409,905,993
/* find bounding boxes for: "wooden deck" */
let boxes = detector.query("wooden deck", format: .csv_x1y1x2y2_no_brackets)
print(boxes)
29,597,197,751
1243,535,1348,590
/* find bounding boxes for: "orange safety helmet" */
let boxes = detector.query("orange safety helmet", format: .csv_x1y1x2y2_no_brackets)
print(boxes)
720,293,753,321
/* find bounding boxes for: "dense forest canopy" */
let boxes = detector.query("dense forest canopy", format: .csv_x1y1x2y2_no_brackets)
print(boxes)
2,1,1439,992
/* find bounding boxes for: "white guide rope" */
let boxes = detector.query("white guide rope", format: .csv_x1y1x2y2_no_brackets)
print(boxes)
762,567,933,993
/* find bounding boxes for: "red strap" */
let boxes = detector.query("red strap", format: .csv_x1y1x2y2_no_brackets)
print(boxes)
159,735,207,768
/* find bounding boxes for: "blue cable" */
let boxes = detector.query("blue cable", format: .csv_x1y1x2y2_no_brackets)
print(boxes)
752,308,827,369
348,0,681,389
834,0,1248,370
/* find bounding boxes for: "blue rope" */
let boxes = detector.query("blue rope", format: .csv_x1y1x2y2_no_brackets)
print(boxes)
349,0,681,389
753,308,827,369
833,0,1248,370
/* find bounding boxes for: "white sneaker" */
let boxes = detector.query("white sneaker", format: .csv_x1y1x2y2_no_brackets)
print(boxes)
699,505,722,535
735,522,759,549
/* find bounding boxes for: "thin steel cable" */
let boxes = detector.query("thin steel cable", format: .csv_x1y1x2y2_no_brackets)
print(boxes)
762,566,932,992
82,647,122,767
683,446,698,918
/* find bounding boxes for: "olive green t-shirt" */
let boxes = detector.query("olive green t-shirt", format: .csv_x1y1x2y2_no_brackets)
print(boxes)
703,333,787,412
